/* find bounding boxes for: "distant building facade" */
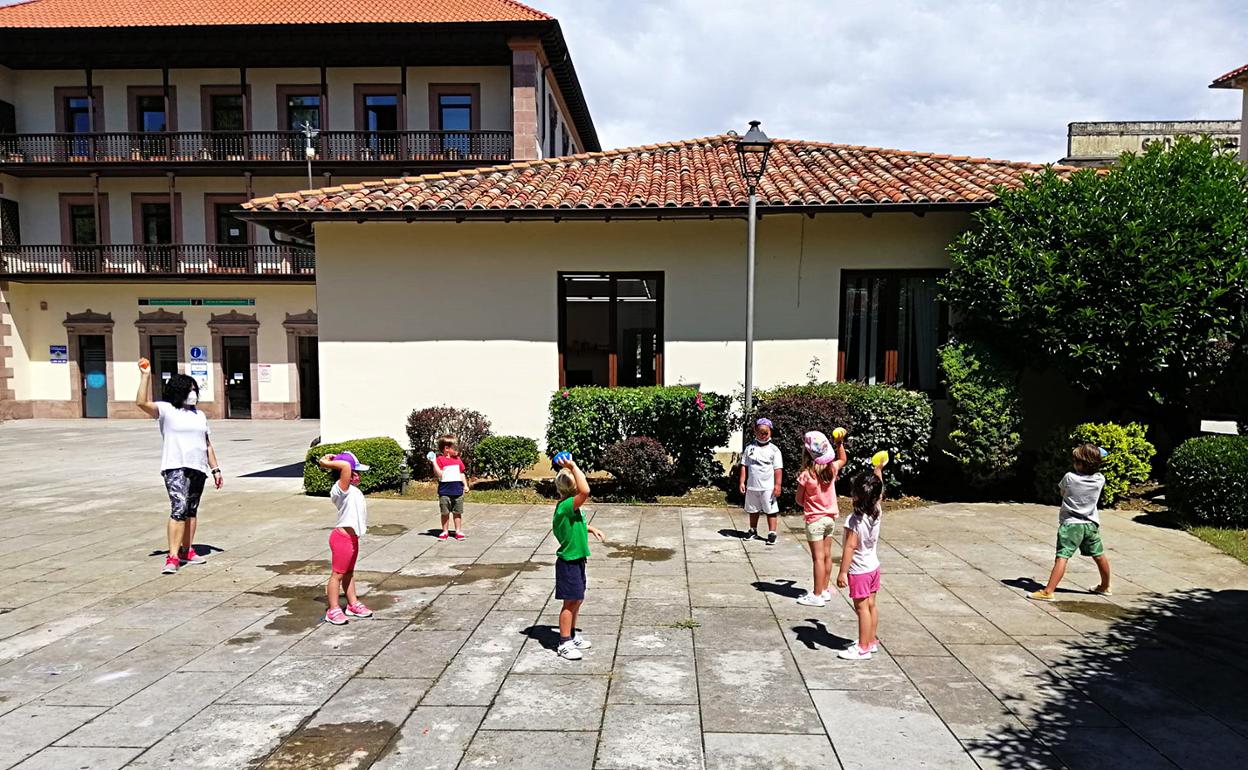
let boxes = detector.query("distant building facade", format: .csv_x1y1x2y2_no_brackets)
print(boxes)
1210,63,1248,161
1060,120,1240,167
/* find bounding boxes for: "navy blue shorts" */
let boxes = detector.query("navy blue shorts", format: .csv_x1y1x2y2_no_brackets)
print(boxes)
555,558,587,601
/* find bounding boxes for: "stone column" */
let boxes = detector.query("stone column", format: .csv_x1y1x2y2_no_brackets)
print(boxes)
509,38,542,160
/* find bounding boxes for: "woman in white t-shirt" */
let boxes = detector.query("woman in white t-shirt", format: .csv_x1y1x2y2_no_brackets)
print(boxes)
136,358,222,575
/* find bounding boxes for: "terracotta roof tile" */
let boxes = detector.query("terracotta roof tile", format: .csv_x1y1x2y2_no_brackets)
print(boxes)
245,135,1076,216
0,0,549,28
1211,63,1248,88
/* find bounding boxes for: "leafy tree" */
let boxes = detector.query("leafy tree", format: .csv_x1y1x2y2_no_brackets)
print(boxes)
939,340,1022,486
943,136,1248,444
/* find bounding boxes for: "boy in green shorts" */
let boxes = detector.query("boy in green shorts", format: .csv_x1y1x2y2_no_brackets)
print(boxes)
552,456,606,660
1030,443,1112,601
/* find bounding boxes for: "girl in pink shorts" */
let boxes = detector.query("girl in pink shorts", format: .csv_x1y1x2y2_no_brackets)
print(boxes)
836,453,886,661
315,452,374,626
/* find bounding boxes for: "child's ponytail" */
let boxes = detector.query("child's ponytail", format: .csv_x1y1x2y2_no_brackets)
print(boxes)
852,472,883,519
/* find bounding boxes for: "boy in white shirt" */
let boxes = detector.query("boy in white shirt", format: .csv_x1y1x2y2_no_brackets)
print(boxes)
316,451,374,625
738,418,783,544
1029,443,1113,601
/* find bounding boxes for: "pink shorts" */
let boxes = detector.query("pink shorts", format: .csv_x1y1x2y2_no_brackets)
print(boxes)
847,568,880,599
329,528,359,574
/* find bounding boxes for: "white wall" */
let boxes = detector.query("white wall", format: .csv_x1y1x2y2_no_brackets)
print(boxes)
5,281,314,404
1241,90,1248,161
313,213,968,446
8,66,511,133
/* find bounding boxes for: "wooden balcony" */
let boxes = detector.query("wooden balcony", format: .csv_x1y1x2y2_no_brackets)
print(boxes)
0,130,514,174
0,244,315,282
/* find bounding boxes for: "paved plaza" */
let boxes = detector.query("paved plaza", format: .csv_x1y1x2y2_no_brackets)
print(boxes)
1,420,1247,769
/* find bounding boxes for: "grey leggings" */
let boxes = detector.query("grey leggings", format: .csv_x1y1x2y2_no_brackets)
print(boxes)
162,468,207,521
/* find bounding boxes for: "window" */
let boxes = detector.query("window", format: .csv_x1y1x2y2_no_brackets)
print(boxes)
68,205,97,245
562,125,572,156
135,95,166,132
838,271,948,392
209,94,244,131
547,94,558,156
284,93,321,130
64,97,91,133
362,94,398,132
437,94,472,131
559,272,663,387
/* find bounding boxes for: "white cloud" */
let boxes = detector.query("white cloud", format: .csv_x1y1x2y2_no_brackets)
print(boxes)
541,0,1247,162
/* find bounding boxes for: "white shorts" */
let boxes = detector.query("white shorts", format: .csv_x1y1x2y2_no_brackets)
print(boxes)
744,489,778,514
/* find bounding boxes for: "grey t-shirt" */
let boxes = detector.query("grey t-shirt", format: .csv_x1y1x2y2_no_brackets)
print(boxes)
1059,472,1105,525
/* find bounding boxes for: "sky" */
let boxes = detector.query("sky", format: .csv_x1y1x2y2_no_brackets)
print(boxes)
538,0,1247,163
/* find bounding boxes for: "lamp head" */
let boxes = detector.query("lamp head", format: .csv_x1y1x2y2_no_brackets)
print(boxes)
735,120,772,191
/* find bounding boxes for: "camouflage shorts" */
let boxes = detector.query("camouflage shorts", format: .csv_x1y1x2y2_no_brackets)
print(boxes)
162,468,207,521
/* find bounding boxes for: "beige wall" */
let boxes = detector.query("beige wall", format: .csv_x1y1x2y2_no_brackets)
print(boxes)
313,213,968,446
9,66,511,133
1241,92,1248,161
5,281,314,411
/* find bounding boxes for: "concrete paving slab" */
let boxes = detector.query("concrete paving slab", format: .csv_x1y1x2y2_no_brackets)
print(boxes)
10,747,141,770
218,654,367,706
697,647,822,733
616,626,693,657
482,674,609,731
894,655,1026,739
359,628,471,679
371,705,486,770
596,705,703,769
125,704,315,769
813,688,978,769
608,656,697,705
0,704,106,768
462,730,598,769
703,732,841,769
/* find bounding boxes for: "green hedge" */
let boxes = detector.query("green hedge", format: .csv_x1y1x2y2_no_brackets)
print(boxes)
546,386,731,483
1035,422,1154,507
754,381,933,494
1167,435,1248,526
939,341,1023,486
475,435,540,488
304,437,406,496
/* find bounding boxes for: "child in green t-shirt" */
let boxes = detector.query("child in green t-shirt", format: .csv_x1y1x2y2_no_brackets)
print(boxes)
552,456,605,661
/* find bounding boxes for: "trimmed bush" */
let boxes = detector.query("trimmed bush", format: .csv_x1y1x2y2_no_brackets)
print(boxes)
475,435,540,488
1035,422,1155,507
748,393,853,506
405,406,491,477
939,341,1023,486
602,436,672,498
546,387,731,483
1167,435,1248,526
755,381,933,494
304,437,405,496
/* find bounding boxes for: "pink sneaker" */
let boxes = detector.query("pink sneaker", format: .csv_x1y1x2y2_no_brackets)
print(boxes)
345,602,373,618
453,532,467,541
180,548,206,565
437,531,449,541
325,608,348,625
161,556,179,575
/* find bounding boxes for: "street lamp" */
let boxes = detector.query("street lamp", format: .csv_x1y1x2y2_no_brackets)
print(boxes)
735,120,772,422
300,121,320,190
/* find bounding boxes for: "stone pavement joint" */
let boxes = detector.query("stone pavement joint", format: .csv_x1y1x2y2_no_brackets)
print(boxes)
1,420,1247,769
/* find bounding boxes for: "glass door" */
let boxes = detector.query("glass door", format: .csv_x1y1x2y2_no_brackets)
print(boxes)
78,335,107,418
209,93,244,159
149,335,178,398
559,272,663,387
297,335,320,419
140,203,173,272
223,336,251,419
214,202,248,271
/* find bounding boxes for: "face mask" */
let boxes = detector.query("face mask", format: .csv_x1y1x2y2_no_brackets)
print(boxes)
755,436,770,444
185,392,199,407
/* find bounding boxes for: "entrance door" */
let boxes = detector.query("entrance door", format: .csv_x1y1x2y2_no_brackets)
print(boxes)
149,335,178,398
140,202,174,272
297,335,320,419
213,202,249,271
222,336,252,418
78,335,107,418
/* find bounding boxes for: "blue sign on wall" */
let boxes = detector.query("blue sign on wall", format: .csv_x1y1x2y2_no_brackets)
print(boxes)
49,345,68,364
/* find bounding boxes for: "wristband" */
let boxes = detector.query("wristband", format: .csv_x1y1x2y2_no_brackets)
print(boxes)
211,468,222,474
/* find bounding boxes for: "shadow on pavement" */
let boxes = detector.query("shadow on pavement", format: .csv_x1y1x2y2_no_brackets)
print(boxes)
966,588,1248,768
241,461,305,478
718,528,751,539
148,543,225,557
752,579,804,598
792,618,853,651
521,624,562,651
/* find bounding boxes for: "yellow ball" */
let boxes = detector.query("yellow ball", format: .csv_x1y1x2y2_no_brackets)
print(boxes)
832,427,847,441
871,450,890,467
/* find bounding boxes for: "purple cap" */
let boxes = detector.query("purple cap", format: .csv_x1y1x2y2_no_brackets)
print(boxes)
333,451,370,472
755,418,773,429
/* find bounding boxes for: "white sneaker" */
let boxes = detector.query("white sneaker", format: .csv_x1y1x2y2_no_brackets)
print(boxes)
838,644,872,661
557,641,583,660
819,589,833,601
795,593,826,607
572,635,592,650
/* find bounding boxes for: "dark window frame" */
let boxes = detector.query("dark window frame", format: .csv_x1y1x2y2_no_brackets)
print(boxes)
557,271,665,388
54,86,105,132
353,84,402,131
200,85,251,131
276,84,324,131
126,85,177,132
837,268,949,393
58,193,111,244
428,83,480,131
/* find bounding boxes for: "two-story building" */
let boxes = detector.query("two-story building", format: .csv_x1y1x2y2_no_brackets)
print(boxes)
0,0,597,420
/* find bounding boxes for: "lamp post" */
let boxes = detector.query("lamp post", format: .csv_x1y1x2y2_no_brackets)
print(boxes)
735,120,772,423
300,121,319,190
